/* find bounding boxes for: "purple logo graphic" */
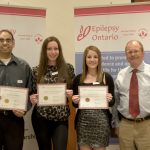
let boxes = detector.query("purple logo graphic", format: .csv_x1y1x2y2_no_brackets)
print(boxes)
77,25,91,41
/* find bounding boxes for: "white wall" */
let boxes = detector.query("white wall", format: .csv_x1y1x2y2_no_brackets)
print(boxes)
0,0,131,66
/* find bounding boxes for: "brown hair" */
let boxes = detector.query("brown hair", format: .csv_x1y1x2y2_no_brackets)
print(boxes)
80,45,103,83
37,36,72,87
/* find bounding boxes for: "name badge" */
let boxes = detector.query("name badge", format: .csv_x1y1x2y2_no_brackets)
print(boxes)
93,82,100,85
17,80,23,83
52,71,58,76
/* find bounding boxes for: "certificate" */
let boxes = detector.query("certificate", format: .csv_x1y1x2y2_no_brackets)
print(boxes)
79,86,108,109
37,83,66,106
0,86,28,111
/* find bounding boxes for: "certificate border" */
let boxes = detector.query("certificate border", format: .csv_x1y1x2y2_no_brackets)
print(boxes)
37,83,67,106
0,86,28,111
78,85,108,109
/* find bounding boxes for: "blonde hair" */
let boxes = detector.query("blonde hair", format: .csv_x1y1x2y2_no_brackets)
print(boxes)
80,45,103,83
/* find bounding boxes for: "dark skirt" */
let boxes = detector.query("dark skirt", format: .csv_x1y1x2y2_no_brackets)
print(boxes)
76,109,110,148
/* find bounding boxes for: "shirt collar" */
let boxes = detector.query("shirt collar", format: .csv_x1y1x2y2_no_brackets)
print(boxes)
128,61,145,73
0,54,19,65
9,54,19,65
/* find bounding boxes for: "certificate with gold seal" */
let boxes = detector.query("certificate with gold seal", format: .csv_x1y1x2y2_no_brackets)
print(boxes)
79,86,108,109
37,83,66,106
0,86,28,111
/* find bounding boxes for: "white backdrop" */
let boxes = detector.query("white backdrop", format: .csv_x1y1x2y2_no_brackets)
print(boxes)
74,3,150,78
0,5,46,150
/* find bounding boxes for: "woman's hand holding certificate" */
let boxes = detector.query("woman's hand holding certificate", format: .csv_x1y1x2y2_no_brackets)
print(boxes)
79,86,108,109
37,83,66,106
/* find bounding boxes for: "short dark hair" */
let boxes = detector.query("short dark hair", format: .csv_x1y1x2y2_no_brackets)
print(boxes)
0,29,14,40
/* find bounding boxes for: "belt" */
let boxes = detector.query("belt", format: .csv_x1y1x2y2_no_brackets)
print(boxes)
0,110,12,116
121,115,150,123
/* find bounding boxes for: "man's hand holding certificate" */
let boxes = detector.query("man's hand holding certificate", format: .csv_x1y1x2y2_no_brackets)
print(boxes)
0,86,28,111
37,83,66,106
79,86,108,109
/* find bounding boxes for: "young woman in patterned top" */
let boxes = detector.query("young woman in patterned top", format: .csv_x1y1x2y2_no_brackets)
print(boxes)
30,36,75,150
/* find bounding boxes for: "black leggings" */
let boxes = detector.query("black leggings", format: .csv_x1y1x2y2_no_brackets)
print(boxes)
32,108,68,150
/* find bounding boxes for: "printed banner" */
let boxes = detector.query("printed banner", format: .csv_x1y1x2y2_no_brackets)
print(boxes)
74,3,150,79
0,5,46,150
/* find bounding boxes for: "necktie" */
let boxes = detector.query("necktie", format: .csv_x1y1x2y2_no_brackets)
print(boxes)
129,69,140,118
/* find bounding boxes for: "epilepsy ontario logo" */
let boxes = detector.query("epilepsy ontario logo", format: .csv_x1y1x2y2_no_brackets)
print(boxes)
138,28,148,39
34,34,43,44
77,25,91,41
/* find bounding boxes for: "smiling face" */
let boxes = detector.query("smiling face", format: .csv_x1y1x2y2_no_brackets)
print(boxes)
0,31,15,59
125,40,144,68
86,49,99,70
46,41,59,65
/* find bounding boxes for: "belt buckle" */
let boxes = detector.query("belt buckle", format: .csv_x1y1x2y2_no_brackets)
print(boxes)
3,110,8,116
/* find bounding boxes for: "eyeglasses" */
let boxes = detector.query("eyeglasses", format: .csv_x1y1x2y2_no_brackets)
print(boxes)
126,50,141,55
0,38,13,44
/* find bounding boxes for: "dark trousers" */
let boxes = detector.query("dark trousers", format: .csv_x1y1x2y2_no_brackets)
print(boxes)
32,108,68,150
0,111,24,150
